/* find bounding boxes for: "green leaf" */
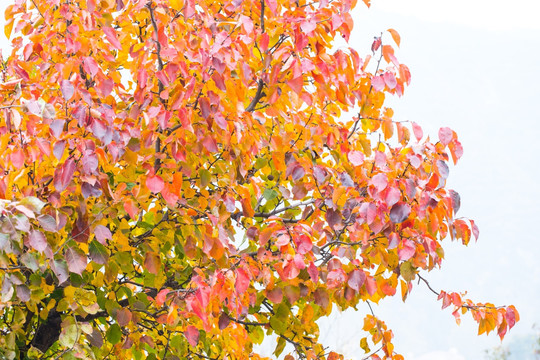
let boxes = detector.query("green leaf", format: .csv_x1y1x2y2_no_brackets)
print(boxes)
274,336,286,357
199,168,211,187
400,261,416,282
59,324,78,348
248,325,264,345
106,323,122,345
263,188,278,201
19,196,45,214
89,240,109,265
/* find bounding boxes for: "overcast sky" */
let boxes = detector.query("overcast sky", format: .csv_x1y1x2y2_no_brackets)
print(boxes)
323,0,540,359
1,1,539,359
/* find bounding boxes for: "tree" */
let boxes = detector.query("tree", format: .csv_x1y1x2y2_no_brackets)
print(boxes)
0,0,519,359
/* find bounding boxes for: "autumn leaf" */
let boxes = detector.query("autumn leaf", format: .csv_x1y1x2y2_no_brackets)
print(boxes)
0,0,517,358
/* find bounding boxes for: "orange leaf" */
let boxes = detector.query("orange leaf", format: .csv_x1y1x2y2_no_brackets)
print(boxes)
387,28,401,47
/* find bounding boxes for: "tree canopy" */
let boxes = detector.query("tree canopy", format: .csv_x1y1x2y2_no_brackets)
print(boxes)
0,0,518,359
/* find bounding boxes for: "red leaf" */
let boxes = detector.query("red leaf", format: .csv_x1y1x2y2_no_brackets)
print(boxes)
365,276,377,296
146,174,165,193
314,288,329,308
155,289,170,307
54,158,76,192
371,36,381,52
218,312,230,330
288,76,304,94
390,202,411,224
184,325,199,347
294,234,312,255
347,269,366,291
144,252,161,275
438,127,454,145
65,246,87,274
266,287,283,303
307,262,318,282
290,164,305,181
116,308,132,326
325,208,342,229
72,212,90,243
235,267,250,294
506,306,518,329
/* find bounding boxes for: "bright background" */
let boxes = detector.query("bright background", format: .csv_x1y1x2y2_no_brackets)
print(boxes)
320,0,540,359
1,1,539,359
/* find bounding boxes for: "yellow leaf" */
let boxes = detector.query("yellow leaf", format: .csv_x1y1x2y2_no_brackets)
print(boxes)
170,0,183,11
4,18,14,39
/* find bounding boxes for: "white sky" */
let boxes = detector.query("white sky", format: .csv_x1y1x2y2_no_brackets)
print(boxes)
1,1,539,359
327,0,540,359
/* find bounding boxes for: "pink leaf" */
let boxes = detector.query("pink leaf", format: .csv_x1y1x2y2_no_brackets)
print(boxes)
300,19,317,33
348,150,364,166
438,127,453,145
184,325,199,347
307,261,318,282
371,173,388,192
61,80,75,101
437,160,449,180
38,215,57,232
383,72,397,89
146,174,165,193
295,234,313,255
412,122,423,141
398,239,416,261
103,27,121,50
470,219,479,240
385,187,401,207
371,75,385,91
265,0,277,14
202,136,218,152
83,57,99,77
29,230,48,252
94,225,112,245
